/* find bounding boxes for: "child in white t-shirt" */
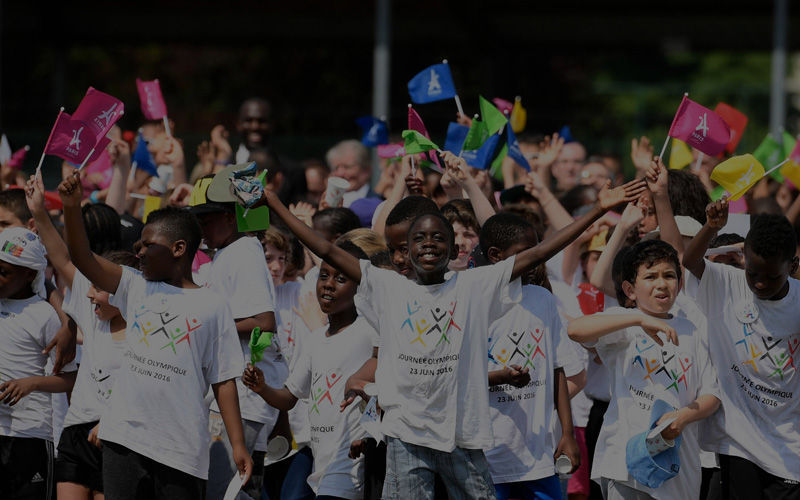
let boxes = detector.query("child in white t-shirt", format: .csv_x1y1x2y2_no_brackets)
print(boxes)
244,241,375,499
0,226,77,499
569,239,720,500
683,200,800,497
480,213,582,500
253,151,646,498
58,172,251,500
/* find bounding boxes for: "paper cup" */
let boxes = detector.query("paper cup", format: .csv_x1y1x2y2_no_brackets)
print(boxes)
364,383,378,397
555,454,572,476
324,176,350,207
266,436,290,460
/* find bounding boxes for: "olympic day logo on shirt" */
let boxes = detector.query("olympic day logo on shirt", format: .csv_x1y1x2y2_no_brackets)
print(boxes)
488,327,547,371
631,334,693,396
731,300,798,382
130,295,203,356
309,369,343,416
399,299,462,351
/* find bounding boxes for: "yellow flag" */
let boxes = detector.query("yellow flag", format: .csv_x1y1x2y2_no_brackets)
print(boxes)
142,196,162,222
510,96,527,133
669,139,693,170
189,177,213,207
710,154,765,201
781,160,800,188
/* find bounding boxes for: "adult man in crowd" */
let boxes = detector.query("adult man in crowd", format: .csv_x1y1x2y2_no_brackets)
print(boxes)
326,139,380,207
236,98,274,163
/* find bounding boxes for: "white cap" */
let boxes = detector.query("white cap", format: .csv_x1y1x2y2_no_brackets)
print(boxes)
646,215,703,240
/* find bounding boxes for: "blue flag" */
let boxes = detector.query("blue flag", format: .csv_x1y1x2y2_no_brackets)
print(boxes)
559,125,575,143
408,63,457,104
355,116,389,147
444,122,470,154
132,132,158,177
507,127,531,172
461,134,500,170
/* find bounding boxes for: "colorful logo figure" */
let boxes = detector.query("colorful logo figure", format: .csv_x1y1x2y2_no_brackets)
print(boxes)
631,335,692,395
734,323,797,380
1,241,24,257
489,326,547,371
310,370,342,415
400,299,461,350
130,302,201,355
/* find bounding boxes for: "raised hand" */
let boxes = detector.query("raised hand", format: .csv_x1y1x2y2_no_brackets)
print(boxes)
619,201,645,230
631,136,654,174
288,201,316,227
57,170,83,208
645,156,669,198
25,172,47,217
441,151,468,179
109,138,131,169
210,124,232,163
706,197,729,229
164,136,185,168
596,178,647,211
168,183,194,207
534,133,564,171
639,315,679,346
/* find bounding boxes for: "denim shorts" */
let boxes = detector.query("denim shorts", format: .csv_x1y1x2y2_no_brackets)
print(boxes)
382,437,496,500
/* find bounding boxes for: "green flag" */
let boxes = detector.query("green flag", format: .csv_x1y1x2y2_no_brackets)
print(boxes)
402,130,439,154
489,143,508,181
753,134,784,181
249,327,273,365
462,119,489,151
783,131,797,158
479,95,508,136
710,185,727,201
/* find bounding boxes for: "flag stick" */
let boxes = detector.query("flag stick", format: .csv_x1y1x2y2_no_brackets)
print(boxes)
410,155,416,177
693,152,704,172
77,147,96,171
659,92,689,160
37,107,65,175
243,207,250,218
765,158,790,178
454,95,465,117
129,192,147,200
163,116,172,138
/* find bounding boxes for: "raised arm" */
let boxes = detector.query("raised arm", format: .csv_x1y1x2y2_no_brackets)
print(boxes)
58,171,123,294
440,152,496,226
258,189,362,283
568,313,678,346
373,156,411,236
511,179,647,282
647,157,684,257
682,198,729,280
523,170,574,231
589,202,643,297
26,173,76,287
104,139,132,215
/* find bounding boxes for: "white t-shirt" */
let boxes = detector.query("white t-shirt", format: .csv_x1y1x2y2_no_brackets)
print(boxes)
0,296,76,440
100,266,244,479
485,285,576,483
590,307,720,499
275,280,312,446
285,317,375,499
62,271,127,428
356,257,521,452
205,236,285,429
696,261,800,481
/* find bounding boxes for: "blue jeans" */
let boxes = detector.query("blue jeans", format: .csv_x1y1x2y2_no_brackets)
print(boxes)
382,437,496,500
495,476,562,500
277,446,314,500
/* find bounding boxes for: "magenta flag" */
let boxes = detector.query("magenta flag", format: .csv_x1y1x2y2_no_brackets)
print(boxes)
7,146,29,169
378,143,405,158
87,136,111,164
72,87,124,143
407,106,442,169
492,97,513,116
45,112,95,164
667,96,731,156
136,78,168,120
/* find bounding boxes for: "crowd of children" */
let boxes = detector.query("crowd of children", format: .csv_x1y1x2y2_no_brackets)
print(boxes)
1,96,799,500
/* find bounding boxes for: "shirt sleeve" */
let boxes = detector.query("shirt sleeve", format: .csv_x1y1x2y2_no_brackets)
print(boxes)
354,260,386,334
550,298,581,375
592,307,637,359
696,261,741,315
108,266,142,321
284,333,314,399
466,255,522,322
694,324,721,400
204,299,245,385
225,240,275,319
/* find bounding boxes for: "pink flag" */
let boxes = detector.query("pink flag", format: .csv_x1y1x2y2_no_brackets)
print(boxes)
667,96,731,156
492,97,513,117
45,112,95,164
378,143,405,158
82,147,113,193
87,136,111,164
72,87,124,143
136,78,168,120
7,146,29,169
407,106,442,168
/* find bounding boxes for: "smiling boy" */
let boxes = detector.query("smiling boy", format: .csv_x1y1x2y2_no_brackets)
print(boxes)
683,200,800,498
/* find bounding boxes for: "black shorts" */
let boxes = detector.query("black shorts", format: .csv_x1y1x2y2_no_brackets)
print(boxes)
55,421,103,492
0,435,55,500
720,454,800,500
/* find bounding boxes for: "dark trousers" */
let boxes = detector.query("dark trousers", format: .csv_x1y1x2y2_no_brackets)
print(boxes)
720,454,800,500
